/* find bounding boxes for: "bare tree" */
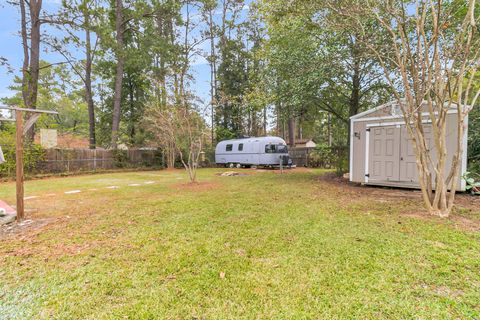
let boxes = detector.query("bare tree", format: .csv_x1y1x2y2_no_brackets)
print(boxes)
176,107,206,183
144,104,178,169
145,104,206,183
342,0,480,216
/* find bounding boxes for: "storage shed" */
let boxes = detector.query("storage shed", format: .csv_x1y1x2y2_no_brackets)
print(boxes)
349,100,468,191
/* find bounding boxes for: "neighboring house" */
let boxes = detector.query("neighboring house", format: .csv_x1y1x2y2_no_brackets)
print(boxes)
287,139,316,148
35,133,91,149
349,100,468,191
287,139,317,167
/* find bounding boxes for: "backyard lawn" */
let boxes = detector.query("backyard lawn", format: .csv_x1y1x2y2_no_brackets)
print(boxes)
0,168,479,319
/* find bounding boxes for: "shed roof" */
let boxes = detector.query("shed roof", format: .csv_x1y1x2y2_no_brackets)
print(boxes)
350,99,465,121
349,101,397,120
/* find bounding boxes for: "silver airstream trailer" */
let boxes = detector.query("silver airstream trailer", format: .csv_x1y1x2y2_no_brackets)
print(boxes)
215,136,291,168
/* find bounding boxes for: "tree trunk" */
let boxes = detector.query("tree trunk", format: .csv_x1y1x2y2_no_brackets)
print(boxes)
328,113,332,147
128,77,135,143
111,0,124,149
263,105,267,135
20,0,29,108
20,0,42,141
347,45,361,170
155,11,168,109
208,8,217,143
84,6,96,149
288,116,295,147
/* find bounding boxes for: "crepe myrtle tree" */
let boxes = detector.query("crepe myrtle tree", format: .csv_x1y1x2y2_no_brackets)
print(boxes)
145,104,207,183
175,108,207,183
338,0,480,217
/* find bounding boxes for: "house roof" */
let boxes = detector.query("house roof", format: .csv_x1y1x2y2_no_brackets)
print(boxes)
287,138,315,145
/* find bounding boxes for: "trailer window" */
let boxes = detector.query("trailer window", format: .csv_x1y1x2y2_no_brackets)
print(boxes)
238,143,243,151
265,144,288,153
265,144,276,153
226,144,233,151
277,145,288,153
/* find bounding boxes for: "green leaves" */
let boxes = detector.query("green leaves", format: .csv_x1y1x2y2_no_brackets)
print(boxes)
462,172,480,195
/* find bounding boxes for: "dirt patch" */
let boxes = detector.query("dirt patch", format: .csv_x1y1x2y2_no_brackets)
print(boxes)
255,167,313,174
316,172,480,231
400,210,480,232
173,181,220,191
216,171,251,177
0,217,59,240
453,193,480,212
315,172,422,206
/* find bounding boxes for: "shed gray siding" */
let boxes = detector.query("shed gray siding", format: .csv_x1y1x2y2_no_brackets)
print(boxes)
350,102,468,191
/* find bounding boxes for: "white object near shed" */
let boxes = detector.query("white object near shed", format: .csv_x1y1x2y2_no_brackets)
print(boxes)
349,100,468,191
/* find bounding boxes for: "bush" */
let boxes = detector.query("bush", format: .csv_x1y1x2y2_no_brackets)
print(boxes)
468,106,480,175
309,144,335,168
112,149,129,168
308,144,348,175
0,130,45,178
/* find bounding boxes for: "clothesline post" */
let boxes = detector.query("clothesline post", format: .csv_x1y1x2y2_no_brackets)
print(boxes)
15,109,24,220
0,105,58,222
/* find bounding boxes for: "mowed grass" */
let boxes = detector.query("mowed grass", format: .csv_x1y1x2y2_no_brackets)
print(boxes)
0,168,479,319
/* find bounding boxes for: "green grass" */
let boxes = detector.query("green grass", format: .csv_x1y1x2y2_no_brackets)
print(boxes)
0,168,479,319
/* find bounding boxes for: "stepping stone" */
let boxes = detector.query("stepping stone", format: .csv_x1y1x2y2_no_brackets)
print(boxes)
24,196,39,200
128,184,141,187
106,186,119,189
65,190,82,194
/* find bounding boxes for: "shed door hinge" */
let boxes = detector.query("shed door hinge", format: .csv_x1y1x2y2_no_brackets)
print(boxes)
365,174,370,177
366,128,371,132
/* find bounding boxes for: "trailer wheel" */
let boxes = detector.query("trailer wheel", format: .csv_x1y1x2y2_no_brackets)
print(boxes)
228,163,235,168
236,163,241,169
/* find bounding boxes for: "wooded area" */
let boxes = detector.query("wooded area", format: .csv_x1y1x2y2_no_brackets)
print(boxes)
0,0,479,216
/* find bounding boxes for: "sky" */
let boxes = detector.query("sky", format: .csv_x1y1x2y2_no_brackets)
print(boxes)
0,0,252,115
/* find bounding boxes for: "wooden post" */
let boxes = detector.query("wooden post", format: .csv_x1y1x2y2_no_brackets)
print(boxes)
15,110,25,221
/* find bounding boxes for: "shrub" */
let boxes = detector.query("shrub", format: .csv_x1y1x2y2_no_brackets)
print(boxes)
0,130,45,178
308,144,348,175
309,144,335,168
112,149,129,168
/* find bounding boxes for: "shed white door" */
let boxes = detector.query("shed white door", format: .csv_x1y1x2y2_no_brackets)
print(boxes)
399,125,434,183
368,124,434,184
368,126,400,181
